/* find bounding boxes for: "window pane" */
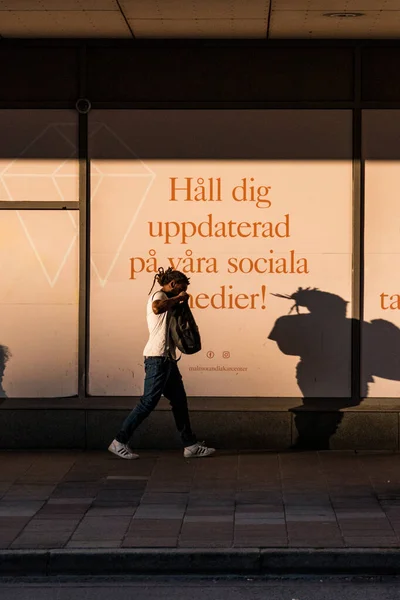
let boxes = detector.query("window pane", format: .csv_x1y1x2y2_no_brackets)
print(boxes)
0,110,78,203
363,110,400,398
89,110,353,397
0,210,79,397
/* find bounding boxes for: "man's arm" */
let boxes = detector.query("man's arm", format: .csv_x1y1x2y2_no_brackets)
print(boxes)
152,292,189,315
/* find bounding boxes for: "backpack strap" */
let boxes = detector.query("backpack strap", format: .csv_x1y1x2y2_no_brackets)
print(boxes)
166,305,181,363
151,290,181,362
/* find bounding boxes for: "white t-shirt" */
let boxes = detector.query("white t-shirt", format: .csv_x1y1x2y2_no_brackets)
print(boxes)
143,290,176,359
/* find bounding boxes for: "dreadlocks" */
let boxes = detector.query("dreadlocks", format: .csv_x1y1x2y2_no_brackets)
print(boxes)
148,267,190,295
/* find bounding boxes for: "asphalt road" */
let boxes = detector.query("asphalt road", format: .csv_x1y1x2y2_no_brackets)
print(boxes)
1,576,400,600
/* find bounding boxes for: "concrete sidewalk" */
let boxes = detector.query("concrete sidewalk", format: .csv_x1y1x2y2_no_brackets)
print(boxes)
2,449,400,574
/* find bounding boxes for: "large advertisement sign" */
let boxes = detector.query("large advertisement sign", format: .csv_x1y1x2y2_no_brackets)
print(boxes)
363,111,400,398
0,111,79,398
89,110,353,398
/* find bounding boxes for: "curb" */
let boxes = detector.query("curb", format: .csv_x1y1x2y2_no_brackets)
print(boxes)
2,548,400,576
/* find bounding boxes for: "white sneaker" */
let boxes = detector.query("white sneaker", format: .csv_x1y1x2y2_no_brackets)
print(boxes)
108,439,139,460
184,441,215,458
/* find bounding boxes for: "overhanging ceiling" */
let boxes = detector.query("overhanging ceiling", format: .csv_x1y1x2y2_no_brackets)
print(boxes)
0,0,399,38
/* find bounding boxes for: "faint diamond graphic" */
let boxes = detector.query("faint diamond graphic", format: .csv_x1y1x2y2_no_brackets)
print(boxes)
17,210,78,288
0,123,79,287
89,123,155,288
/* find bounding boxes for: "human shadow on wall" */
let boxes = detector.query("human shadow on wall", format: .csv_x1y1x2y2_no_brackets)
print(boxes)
268,288,400,450
0,345,10,399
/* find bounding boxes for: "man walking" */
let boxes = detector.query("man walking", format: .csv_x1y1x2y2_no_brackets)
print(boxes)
108,267,215,460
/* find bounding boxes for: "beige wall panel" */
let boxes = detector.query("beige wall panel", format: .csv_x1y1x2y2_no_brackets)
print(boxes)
275,0,400,9
122,0,200,19
231,18,267,36
130,17,267,37
122,0,269,19
270,10,400,38
0,10,130,37
0,0,118,8
363,111,400,399
88,110,352,398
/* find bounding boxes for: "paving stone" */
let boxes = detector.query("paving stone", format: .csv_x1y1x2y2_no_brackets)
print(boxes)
184,515,233,523
17,459,75,484
123,537,178,547
103,478,148,492
338,520,394,528
10,518,80,549
0,482,12,498
288,539,345,548
0,501,44,517
235,524,287,536
286,515,337,522
233,539,287,547
179,522,233,542
235,492,282,504
67,540,122,548
146,484,193,492
0,459,33,482
47,498,94,505
188,494,235,506
91,500,141,509
186,507,234,516
126,519,182,537
339,529,396,537
36,504,90,517
343,537,400,547
85,506,137,517
3,484,55,501
61,466,108,483
191,482,237,493
134,505,186,520
179,540,233,548
286,524,340,533
0,516,32,529
70,516,131,542
235,517,286,525
106,476,149,481
140,493,188,505
51,484,101,499
0,538,20,549
96,490,143,502
10,538,67,549
235,504,284,512
0,516,32,548
18,518,81,532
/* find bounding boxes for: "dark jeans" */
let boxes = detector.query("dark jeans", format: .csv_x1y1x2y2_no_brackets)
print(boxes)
116,356,197,448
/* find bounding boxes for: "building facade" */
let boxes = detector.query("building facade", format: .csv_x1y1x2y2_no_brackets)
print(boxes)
1,40,400,450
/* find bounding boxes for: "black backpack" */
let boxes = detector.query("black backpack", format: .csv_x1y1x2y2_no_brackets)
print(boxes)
168,302,201,355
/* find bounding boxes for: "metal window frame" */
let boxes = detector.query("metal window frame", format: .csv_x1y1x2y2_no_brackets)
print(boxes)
0,202,79,209
351,47,364,401
78,111,89,400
